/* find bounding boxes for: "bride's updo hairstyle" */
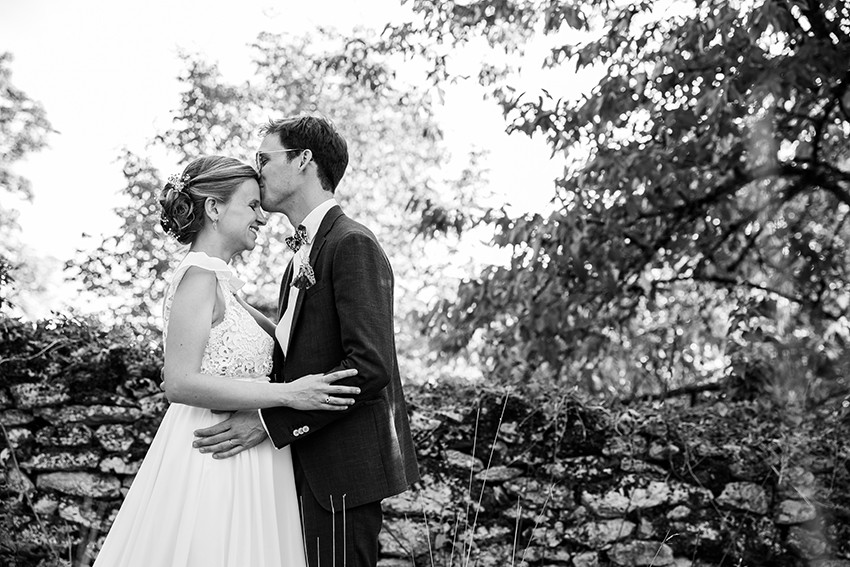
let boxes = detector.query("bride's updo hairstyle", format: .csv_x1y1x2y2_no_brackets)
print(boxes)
159,156,257,244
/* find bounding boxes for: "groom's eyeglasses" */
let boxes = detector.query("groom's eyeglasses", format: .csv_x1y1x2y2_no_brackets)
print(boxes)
254,148,304,173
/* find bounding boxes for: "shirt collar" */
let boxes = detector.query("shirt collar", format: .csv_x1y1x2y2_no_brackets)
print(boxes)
300,198,338,243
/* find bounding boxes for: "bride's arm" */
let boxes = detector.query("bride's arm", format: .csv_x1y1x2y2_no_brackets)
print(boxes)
163,268,358,411
234,295,276,337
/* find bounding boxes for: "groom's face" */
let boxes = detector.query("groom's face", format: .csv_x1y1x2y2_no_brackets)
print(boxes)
256,134,299,214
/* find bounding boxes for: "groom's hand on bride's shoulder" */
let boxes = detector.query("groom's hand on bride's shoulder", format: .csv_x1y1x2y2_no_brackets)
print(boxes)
192,410,267,459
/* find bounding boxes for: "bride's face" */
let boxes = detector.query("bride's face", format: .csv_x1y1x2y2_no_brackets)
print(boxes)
216,179,267,253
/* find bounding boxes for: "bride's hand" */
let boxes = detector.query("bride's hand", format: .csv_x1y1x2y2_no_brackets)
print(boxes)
284,369,360,411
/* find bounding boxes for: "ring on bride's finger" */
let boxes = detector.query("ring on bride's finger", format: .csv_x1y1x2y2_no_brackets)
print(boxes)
325,396,331,404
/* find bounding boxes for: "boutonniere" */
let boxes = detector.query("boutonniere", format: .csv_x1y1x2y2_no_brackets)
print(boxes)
292,259,316,290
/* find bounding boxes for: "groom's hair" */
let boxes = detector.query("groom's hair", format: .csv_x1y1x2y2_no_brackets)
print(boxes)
261,115,348,193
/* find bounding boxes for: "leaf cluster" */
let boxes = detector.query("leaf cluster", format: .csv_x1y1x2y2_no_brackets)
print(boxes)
391,0,850,399
0,315,161,398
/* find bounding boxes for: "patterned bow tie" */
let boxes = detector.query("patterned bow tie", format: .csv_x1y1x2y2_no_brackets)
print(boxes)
285,225,309,252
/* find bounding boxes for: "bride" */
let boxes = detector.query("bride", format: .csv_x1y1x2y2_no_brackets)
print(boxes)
92,156,359,567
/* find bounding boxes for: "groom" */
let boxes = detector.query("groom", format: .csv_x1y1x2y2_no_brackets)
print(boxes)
193,115,420,566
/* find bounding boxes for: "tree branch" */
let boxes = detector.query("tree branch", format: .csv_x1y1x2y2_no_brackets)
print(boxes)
620,380,724,405
657,273,807,305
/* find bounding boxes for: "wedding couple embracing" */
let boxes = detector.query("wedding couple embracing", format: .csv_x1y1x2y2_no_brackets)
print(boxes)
93,115,420,567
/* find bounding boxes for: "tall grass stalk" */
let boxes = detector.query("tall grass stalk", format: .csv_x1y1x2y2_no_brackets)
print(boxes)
459,400,482,565
510,496,521,567
462,392,510,567
517,481,554,567
423,509,435,567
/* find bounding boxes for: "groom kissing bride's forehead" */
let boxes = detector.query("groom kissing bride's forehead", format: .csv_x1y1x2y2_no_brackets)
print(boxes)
198,113,420,567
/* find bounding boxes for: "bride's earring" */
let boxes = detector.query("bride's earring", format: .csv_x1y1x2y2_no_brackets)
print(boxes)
213,218,219,231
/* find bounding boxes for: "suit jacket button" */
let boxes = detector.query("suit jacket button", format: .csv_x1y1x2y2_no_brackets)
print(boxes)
303,426,310,433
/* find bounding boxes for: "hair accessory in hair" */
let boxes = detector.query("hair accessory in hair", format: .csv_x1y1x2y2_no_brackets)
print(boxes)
167,173,191,193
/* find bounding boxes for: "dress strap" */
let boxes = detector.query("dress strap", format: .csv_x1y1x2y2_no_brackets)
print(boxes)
172,251,246,293
162,251,246,328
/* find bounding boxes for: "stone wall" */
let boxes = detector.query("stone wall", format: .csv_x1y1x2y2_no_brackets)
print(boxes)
2,376,849,566
380,390,850,566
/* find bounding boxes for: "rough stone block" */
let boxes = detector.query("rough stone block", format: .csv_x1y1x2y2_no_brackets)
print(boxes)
444,449,483,472
505,478,574,509
787,526,827,559
584,479,709,516
716,482,769,514
138,392,168,416
554,456,614,482
10,382,70,409
99,456,142,475
667,504,691,520
0,409,34,426
5,466,35,494
33,495,59,516
36,471,121,498
620,458,665,474
35,423,93,447
379,516,433,558
776,499,817,525
33,405,88,423
572,551,599,567
474,465,522,482
778,466,817,499
35,404,142,425
377,559,414,567
603,435,646,457
648,441,680,460
630,481,674,508
542,547,571,562
95,424,134,452
22,450,101,471
5,427,33,448
581,489,630,517
672,521,721,542
564,518,635,547
383,476,454,515
608,540,674,566
59,500,112,528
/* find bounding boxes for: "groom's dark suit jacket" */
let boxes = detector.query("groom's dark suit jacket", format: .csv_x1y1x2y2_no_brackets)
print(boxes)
260,206,420,512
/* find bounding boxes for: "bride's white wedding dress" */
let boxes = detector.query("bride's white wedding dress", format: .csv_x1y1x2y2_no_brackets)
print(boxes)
93,251,306,567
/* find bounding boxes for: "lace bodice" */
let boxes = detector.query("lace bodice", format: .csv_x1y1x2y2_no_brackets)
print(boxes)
163,252,273,379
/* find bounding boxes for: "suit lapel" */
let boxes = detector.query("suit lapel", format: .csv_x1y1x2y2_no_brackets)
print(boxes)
277,260,295,321
286,206,344,355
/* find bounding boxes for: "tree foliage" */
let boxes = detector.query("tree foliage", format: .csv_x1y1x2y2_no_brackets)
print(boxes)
0,53,53,313
68,30,487,382
389,0,850,400
0,53,51,202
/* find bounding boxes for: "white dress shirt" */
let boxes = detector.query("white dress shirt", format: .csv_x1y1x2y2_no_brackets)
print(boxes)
274,198,338,355
260,198,338,441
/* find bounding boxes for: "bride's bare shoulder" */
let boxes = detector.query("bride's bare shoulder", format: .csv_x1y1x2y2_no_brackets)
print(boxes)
172,266,217,301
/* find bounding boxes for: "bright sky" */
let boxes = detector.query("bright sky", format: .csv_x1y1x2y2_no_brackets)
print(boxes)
2,0,584,316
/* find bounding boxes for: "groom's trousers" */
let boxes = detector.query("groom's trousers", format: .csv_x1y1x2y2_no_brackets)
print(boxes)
293,451,383,567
